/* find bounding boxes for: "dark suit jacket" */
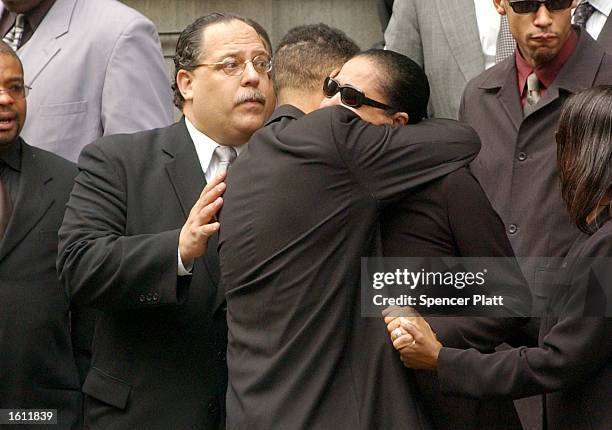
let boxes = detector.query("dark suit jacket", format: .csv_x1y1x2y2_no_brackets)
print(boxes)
382,167,530,430
218,105,480,429
57,120,227,430
460,28,612,313
0,140,81,429
436,210,612,430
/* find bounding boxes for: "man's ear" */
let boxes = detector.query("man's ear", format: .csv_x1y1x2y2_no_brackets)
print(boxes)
329,67,341,79
493,0,506,15
176,69,194,103
391,112,409,127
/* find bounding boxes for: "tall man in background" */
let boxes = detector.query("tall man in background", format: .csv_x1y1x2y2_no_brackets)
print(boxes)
385,0,515,118
0,0,173,162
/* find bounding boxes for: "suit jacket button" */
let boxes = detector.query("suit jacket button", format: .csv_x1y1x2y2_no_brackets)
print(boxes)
138,294,146,302
145,293,153,302
207,402,218,414
508,224,518,234
517,152,527,161
152,292,159,301
217,351,226,362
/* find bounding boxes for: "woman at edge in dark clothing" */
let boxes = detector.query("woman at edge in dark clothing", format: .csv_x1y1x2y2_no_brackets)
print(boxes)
386,85,612,430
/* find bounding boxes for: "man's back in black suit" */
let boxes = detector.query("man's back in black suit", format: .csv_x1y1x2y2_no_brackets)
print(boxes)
219,48,480,427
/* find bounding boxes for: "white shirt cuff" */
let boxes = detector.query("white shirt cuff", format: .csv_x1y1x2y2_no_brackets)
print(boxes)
177,247,194,276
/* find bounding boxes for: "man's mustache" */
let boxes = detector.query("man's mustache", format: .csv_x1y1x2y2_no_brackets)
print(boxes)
235,89,266,105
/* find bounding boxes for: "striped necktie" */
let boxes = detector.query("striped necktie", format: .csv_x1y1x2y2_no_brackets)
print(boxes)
3,14,26,51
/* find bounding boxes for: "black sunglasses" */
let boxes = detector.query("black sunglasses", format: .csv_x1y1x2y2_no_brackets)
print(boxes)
323,77,394,111
508,0,573,14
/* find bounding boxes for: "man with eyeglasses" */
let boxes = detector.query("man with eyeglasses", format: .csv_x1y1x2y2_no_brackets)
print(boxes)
218,22,481,428
57,13,274,430
0,40,82,428
460,1,612,429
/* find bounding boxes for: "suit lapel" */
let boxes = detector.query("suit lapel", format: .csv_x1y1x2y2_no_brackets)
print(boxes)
436,0,485,81
162,119,223,309
18,0,77,86
0,142,54,262
479,57,523,130
163,119,205,218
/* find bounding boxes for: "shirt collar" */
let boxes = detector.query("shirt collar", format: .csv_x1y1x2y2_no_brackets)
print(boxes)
0,139,21,172
516,28,578,93
584,0,612,17
184,117,245,174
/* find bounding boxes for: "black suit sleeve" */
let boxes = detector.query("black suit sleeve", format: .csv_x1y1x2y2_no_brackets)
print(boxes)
328,107,480,203
58,142,185,311
438,317,612,399
437,226,612,399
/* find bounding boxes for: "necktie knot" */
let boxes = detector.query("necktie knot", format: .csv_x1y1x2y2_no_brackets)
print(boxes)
573,1,596,28
213,145,237,175
215,146,237,164
524,72,541,116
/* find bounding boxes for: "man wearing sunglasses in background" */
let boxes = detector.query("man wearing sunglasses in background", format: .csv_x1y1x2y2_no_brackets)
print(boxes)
460,1,612,429
218,21,480,427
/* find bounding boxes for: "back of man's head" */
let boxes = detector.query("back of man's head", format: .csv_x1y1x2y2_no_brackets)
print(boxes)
273,24,359,105
357,49,429,124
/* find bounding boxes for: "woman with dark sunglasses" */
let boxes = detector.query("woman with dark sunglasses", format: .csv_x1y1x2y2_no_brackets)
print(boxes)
388,85,612,430
322,49,532,429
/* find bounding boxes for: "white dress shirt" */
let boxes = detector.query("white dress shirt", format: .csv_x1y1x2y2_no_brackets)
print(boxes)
473,0,502,69
177,117,245,275
573,0,612,40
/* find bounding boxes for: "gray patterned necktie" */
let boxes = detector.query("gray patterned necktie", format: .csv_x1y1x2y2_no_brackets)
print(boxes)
495,15,515,63
3,14,26,51
573,1,596,28
213,145,237,175
524,73,541,116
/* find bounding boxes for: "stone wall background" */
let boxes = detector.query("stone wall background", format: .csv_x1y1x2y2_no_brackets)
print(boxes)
121,0,383,76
